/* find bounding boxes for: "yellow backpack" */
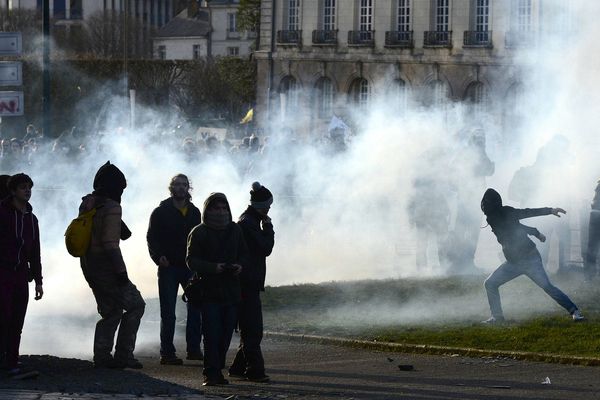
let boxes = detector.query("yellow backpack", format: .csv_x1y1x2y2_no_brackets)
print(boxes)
64,208,97,257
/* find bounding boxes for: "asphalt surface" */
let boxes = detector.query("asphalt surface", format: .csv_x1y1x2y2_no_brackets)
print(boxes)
2,334,600,400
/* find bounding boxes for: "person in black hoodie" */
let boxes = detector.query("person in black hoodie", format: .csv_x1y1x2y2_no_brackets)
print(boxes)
186,192,247,386
0,173,43,378
480,188,584,323
228,182,274,383
147,174,203,365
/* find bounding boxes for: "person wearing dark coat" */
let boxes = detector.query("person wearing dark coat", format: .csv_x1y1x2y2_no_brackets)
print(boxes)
480,188,584,324
147,174,203,365
228,182,274,382
0,173,43,378
186,192,248,386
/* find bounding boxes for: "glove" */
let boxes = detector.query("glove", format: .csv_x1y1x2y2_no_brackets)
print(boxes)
116,272,130,286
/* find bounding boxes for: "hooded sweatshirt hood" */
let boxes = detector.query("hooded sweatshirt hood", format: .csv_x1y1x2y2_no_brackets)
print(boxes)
481,188,503,216
202,192,232,230
93,161,127,204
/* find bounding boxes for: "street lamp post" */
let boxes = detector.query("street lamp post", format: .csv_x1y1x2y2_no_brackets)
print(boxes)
42,0,51,138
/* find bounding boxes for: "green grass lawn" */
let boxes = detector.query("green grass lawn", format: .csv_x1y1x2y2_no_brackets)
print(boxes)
261,276,600,359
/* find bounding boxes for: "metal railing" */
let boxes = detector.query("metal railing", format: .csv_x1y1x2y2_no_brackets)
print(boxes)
505,30,537,48
348,30,375,46
463,30,492,47
227,30,241,40
384,31,414,48
423,30,452,47
312,30,338,45
277,30,302,45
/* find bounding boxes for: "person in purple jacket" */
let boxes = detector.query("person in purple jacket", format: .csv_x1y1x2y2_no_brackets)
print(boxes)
0,173,44,377
480,188,584,324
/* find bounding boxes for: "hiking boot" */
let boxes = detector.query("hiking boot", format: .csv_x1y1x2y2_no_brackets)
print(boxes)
246,373,270,383
217,374,229,385
572,309,586,322
160,355,183,365
186,350,204,361
481,316,504,325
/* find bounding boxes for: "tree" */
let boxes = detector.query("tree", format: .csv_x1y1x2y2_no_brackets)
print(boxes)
237,0,261,48
83,10,154,59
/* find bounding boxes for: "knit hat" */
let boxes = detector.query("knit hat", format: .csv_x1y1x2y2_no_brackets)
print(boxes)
93,161,127,203
250,181,273,209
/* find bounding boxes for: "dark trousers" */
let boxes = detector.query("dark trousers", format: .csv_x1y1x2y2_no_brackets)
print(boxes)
158,265,202,356
82,260,145,362
0,267,28,369
230,292,265,376
201,302,237,378
585,212,600,280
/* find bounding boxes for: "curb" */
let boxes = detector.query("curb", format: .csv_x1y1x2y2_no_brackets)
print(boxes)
264,331,600,366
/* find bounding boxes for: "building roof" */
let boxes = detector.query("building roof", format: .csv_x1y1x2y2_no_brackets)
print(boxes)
155,9,210,38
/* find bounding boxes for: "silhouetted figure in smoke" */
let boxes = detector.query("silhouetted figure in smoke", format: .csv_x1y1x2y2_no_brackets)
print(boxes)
583,180,600,282
446,128,495,275
79,162,146,369
0,138,23,173
229,182,274,383
147,174,203,365
0,174,44,378
186,193,247,386
508,135,572,274
408,147,452,271
480,188,584,324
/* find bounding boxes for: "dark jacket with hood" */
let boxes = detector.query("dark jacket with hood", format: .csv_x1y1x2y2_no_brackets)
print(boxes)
238,206,274,292
482,188,551,263
0,197,42,284
186,193,248,304
147,197,201,267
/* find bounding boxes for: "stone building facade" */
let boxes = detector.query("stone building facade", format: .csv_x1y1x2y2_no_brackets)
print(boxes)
254,0,576,136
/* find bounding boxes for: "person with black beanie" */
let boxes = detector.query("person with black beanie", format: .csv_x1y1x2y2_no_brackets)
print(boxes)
228,182,274,383
480,188,584,324
79,161,145,368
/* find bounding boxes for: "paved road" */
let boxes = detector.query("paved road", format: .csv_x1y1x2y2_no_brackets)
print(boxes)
2,334,599,400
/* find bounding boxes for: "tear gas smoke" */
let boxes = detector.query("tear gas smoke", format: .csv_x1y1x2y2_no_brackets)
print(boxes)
9,1,600,357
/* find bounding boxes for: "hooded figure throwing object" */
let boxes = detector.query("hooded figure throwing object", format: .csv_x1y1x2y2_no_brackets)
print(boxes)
79,161,146,368
480,188,584,323
186,192,248,386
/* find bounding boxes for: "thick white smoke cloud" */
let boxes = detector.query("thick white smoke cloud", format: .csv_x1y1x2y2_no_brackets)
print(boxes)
12,0,600,355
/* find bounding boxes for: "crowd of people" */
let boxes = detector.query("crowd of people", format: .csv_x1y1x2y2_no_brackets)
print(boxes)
0,163,275,386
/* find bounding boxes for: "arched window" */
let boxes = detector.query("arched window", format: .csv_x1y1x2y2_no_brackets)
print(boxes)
279,76,299,116
315,77,335,118
350,78,370,108
465,81,488,114
389,78,408,111
426,80,449,108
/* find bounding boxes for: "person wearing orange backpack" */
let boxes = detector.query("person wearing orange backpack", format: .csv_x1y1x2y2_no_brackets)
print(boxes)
0,173,43,378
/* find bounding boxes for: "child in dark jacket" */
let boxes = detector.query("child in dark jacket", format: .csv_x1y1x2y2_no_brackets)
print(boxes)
480,188,584,323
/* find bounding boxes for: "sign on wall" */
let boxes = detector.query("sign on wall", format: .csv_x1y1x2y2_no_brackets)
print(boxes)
0,62,23,86
0,32,22,56
0,91,24,116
